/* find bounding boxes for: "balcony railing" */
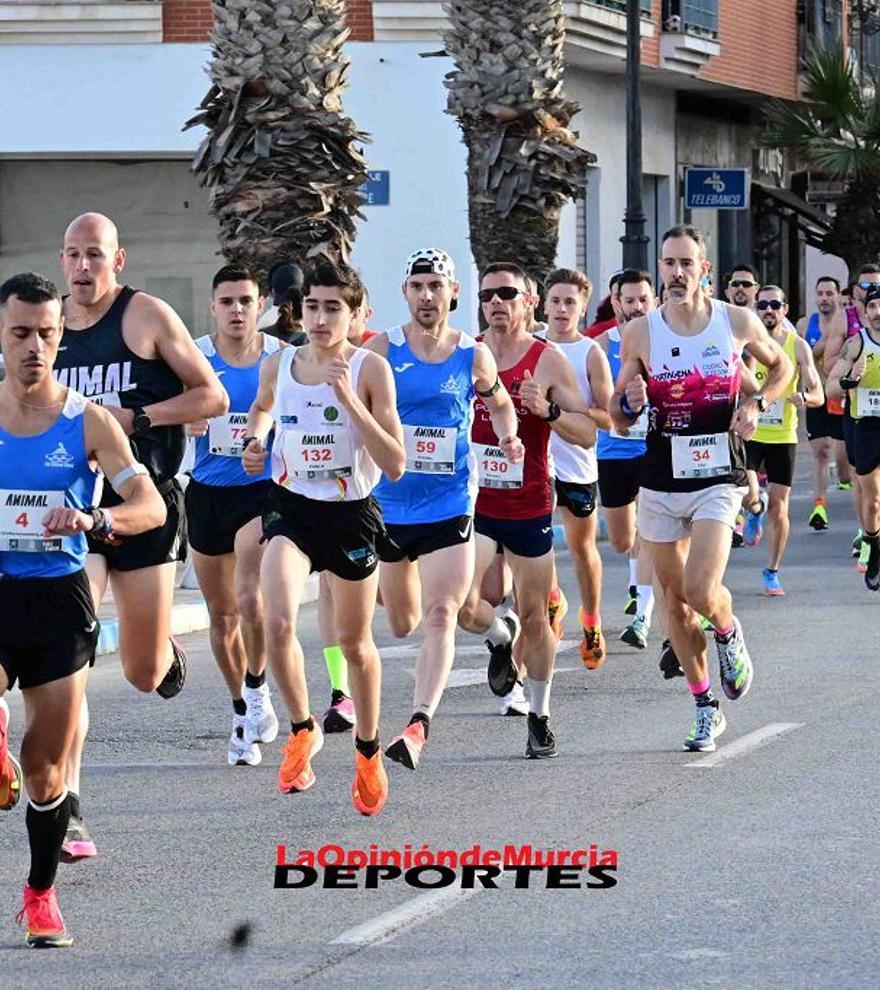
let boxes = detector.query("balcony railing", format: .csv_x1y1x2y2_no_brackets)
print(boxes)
662,0,719,37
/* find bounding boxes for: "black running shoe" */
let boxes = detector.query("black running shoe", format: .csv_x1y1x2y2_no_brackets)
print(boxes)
525,712,558,759
155,637,187,699
659,639,684,679
486,614,519,697
865,540,880,592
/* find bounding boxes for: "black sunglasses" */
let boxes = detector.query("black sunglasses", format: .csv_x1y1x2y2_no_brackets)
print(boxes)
858,280,879,291
756,299,784,311
478,286,523,303
729,279,757,289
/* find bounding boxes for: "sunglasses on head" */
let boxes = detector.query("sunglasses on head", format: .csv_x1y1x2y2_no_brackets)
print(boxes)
756,299,784,311
729,279,757,288
478,286,524,303
858,280,879,291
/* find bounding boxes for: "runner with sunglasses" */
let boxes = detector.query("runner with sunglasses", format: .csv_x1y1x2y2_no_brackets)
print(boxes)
725,265,760,310
742,286,823,595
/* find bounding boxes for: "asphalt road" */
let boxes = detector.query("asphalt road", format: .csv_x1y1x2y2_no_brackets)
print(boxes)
2,452,878,989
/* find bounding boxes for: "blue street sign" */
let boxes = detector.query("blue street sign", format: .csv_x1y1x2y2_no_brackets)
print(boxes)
361,170,390,206
685,168,750,210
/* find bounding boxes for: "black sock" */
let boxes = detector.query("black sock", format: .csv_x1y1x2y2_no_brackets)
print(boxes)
291,717,314,734
867,530,880,545
767,568,778,574
67,792,81,821
27,793,70,890
409,712,430,738
244,671,265,690
330,688,348,704
355,735,380,758
694,689,717,708
233,697,247,716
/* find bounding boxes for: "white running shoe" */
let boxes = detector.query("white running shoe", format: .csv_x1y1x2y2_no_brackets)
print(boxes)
499,681,529,717
228,716,262,766
243,683,279,744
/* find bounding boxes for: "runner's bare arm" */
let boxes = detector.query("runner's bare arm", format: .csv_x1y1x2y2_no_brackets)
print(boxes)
241,352,280,475
472,343,521,460
41,402,166,538
586,344,613,431
128,294,228,429
825,337,863,403
795,316,807,338
791,336,823,408
527,349,596,448
347,351,406,480
731,308,793,404
822,321,847,368
609,317,650,434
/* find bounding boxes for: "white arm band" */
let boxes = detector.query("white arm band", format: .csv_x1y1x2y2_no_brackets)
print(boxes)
111,463,149,491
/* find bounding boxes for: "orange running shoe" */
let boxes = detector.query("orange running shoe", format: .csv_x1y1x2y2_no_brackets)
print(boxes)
385,720,427,770
352,749,388,817
0,698,22,811
548,587,568,642
278,720,324,794
16,885,73,948
579,609,606,670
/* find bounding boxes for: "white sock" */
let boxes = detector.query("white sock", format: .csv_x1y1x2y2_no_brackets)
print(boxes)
628,558,638,586
485,615,512,647
527,676,551,717
636,585,655,625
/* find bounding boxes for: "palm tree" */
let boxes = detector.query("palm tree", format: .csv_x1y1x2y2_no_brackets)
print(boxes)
185,0,368,271
762,44,880,274
443,0,595,284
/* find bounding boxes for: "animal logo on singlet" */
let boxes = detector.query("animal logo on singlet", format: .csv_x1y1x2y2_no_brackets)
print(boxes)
440,374,460,395
44,442,74,469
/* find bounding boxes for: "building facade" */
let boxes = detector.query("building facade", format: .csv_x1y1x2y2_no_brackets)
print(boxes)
0,1,865,330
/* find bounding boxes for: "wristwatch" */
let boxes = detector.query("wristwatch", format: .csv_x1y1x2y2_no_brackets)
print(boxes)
543,401,562,423
753,394,768,413
131,407,152,435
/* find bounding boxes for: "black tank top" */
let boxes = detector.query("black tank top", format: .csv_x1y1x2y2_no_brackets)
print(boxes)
54,286,185,486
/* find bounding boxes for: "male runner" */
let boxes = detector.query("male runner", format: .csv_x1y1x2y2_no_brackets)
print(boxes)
538,268,613,665
54,213,226,859
243,260,404,815
797,276,850,530
457,262,595,759
824,262,880,570
725,265,760,309
594,270,656,652
743,286,822,594
0,272,164,947
612,226,792,752
370,248,521,766
827,284,880,590
186,265,281,765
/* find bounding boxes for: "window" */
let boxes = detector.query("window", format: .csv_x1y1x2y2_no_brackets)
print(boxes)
589,0,654,14
799,1,844,64
662,0,719,36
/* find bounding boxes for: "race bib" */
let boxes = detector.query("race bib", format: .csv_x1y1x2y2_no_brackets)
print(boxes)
474,443,523,489
610,407,648,441
0,489,64,552
403,425,457,475
758,399,784,426
670,433,731,480
857,387,880,418
209,412,249,457
281,428,352,480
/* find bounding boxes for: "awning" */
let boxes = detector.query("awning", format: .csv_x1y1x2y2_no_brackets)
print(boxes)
751,182,833,249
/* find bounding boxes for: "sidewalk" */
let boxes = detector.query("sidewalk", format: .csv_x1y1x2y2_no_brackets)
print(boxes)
93,519,606,656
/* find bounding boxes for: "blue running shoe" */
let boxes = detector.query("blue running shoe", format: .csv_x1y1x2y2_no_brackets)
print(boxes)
683,704,727,752
744,509,763,547
715,616,753,701
761,569,785,597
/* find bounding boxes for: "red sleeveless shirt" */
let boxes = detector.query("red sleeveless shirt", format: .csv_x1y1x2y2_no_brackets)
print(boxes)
472,338,552,520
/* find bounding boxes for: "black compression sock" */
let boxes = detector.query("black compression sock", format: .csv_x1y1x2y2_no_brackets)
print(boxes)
67,792,81,821
244,671,265,690
355,735,380,758
233,697,247,716
27,793,70,890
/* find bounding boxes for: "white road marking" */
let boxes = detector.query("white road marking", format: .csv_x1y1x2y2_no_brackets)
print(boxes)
330,887,479,947
441,665,579,688
686,722,804,768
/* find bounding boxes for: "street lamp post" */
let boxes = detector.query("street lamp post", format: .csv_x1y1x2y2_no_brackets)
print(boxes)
620,0,649,270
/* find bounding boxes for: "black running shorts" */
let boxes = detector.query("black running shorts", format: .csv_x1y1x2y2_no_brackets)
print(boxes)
745,440,797,488
806,403,845,442
89,479,187,572
844,410,857,468
185,478,272,557
554,478,598,519
380,515,473,564
262,486,386,581
474,513,553,558
0,570,99,690
854,420,880,477
597,457,642,509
